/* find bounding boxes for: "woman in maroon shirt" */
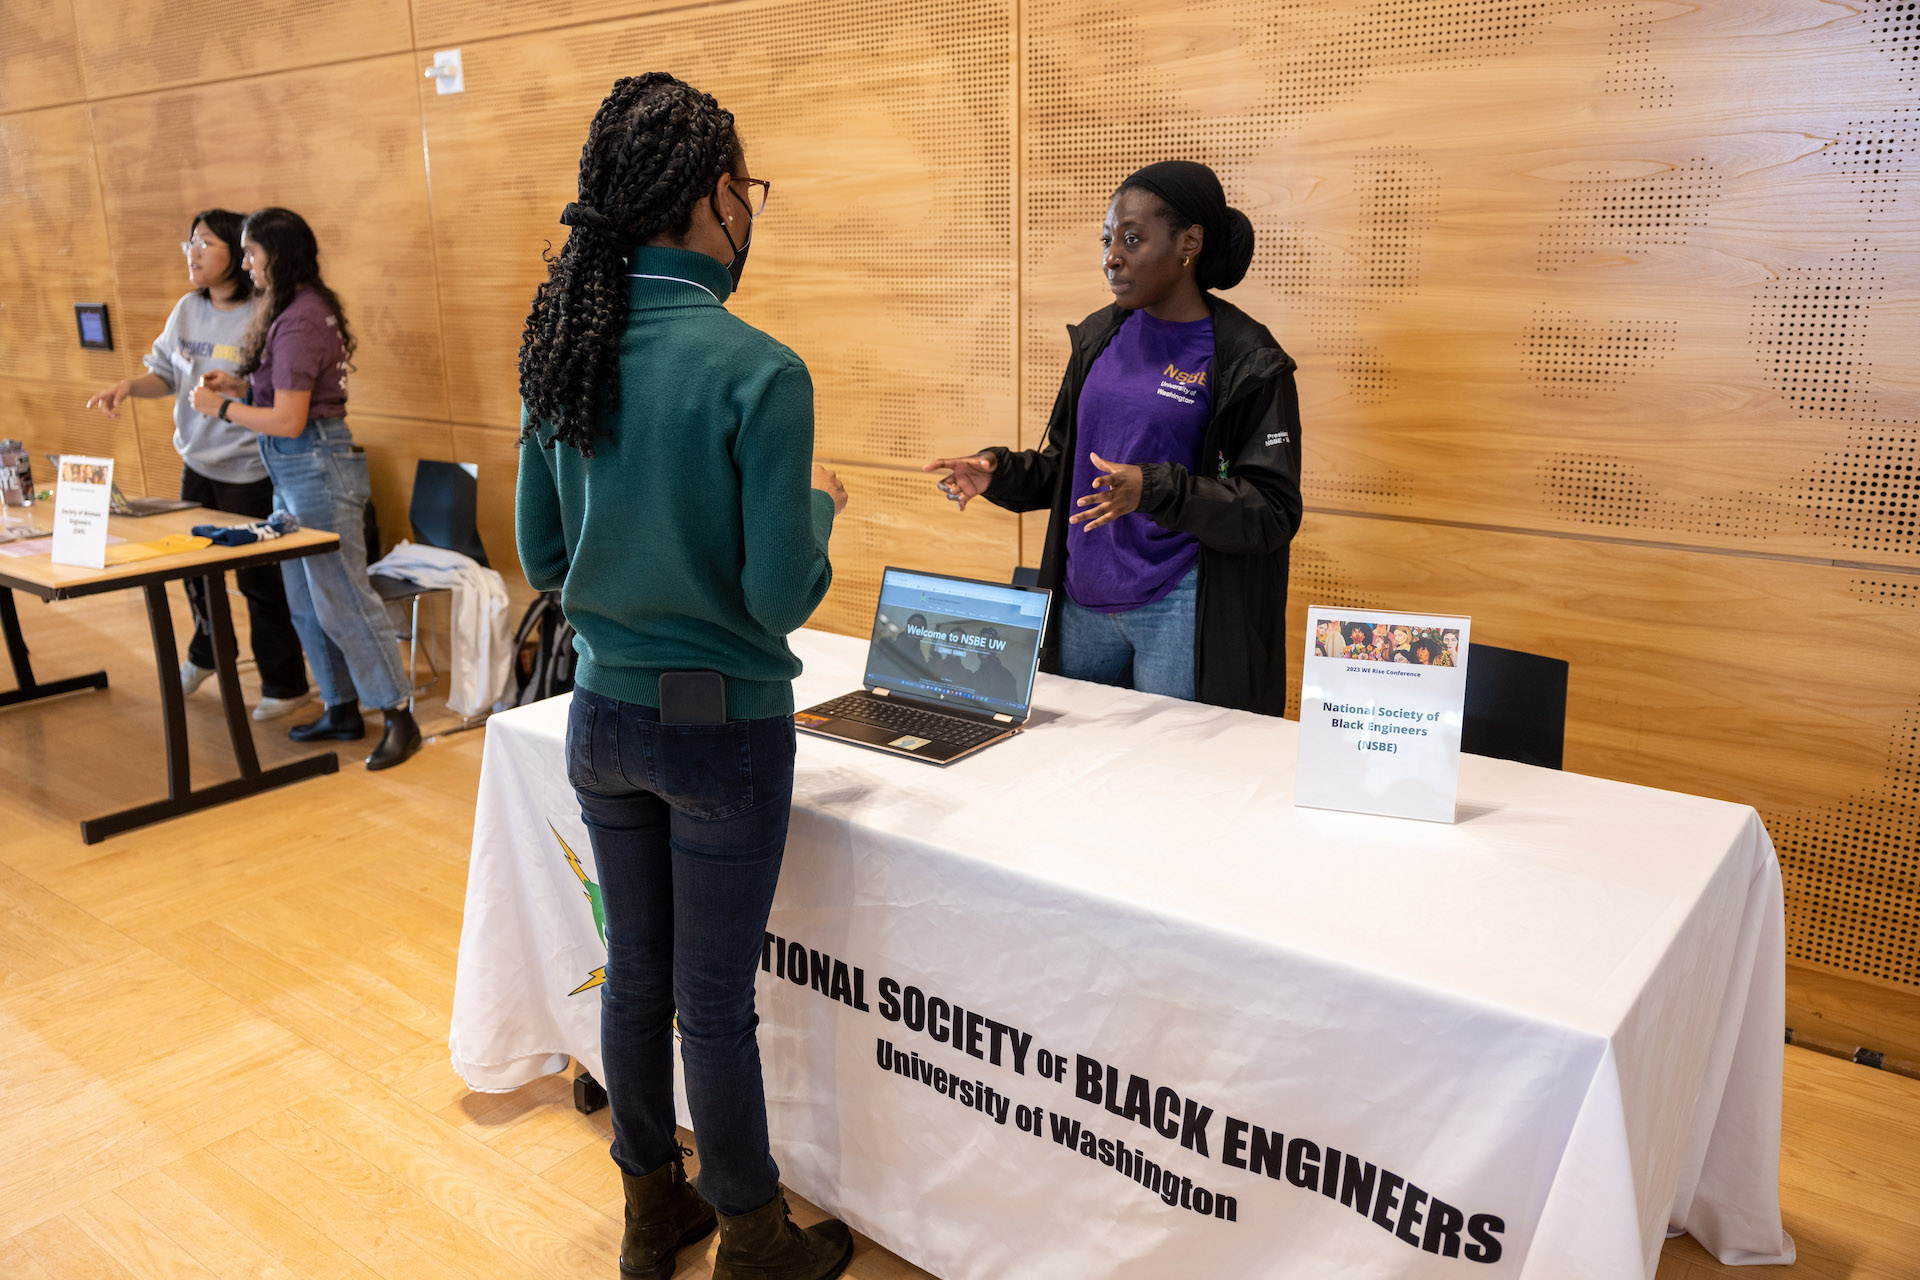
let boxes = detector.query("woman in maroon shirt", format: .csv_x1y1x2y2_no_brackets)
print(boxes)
192,208,419,769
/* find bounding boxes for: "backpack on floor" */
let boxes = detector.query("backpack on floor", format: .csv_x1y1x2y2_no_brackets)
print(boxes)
510,591,577,706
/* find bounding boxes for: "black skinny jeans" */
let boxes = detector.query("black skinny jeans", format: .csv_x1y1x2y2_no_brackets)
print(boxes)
179,463,309,699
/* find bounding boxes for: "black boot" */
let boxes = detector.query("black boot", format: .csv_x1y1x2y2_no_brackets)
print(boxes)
366,705,421,771
619,1148,717,1280
710,1191,852,1280
289,703,364,742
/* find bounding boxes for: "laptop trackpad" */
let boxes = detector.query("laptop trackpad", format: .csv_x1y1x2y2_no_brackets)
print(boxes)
818,717,972,763
825,719,897,746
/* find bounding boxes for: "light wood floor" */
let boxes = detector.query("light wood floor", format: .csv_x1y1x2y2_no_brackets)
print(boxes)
3,587,1918,1279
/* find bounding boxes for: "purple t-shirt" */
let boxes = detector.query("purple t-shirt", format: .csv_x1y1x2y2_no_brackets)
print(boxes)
1064,309,1213,612
250,287,348,421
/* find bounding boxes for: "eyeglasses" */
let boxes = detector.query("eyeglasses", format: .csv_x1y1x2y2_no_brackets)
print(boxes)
731,178,771,219
180,238,216,255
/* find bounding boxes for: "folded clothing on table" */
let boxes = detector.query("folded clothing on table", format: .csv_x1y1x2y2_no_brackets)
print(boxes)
190,511,301,546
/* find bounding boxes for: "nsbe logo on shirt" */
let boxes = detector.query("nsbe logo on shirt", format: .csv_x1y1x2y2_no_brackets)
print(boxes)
1157,362,1208,407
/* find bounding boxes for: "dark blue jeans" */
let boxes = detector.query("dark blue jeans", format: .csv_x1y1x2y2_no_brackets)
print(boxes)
566,685,794,1216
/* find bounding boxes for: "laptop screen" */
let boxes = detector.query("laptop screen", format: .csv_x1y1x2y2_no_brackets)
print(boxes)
864,568,1050,718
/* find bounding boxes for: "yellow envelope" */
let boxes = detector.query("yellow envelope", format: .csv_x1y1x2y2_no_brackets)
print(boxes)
103,534,214,564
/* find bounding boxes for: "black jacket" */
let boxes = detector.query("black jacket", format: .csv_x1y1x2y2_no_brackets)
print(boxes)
981,296,1303,716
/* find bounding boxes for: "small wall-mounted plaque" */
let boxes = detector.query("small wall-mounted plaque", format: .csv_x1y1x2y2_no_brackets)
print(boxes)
74,303,113,351
426,48,464,95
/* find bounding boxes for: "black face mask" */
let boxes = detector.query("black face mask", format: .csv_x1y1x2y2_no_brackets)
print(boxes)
714,186,752,290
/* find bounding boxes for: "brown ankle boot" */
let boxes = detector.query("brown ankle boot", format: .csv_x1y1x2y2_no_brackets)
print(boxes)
710,1190,853,1280
618,1149,717,1280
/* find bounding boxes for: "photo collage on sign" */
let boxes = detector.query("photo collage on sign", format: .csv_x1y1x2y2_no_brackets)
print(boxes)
1315,618,1463,668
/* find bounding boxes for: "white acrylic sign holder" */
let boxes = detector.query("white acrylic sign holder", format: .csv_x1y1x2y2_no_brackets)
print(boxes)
1294,606,1472,823
51,455,114,570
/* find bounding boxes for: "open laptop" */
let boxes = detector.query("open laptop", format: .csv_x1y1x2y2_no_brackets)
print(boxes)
796,566,1051,765
42,454,195,516
110,482,195,517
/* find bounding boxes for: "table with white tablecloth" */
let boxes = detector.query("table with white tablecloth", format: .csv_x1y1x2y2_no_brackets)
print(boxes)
450,629,1792,1280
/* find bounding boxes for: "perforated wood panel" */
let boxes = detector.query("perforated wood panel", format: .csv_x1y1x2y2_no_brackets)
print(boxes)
1521,310,1675,397
89,56,450,425
0,0,85,113
1536,160,1718,271
412,0,686,46
0,105,127,390
1027,0,1920,564
68,0,411,97
1287,513,1920,983
131,398,184,499
1802,429,1920,555
0,377,148,496
423,0,1016,474
1021,0,1567,445
1769,744,1920,987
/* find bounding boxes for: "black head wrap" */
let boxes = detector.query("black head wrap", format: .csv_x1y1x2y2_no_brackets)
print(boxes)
1117,160,1255,291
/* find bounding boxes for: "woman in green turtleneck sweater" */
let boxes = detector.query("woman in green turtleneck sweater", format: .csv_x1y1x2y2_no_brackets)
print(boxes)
514,74,853,1280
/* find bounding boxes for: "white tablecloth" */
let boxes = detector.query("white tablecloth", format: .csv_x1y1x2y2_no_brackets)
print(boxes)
451,629,1792,1280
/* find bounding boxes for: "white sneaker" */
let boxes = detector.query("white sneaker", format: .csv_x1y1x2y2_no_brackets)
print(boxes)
252,692,314,722
180,661,215,696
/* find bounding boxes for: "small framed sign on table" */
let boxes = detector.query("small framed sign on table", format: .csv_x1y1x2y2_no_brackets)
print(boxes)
1294,607,1472,823
51,455,114,569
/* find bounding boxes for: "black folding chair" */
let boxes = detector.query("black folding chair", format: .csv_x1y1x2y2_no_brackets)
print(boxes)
1462,643,1568,770
369,461,489,711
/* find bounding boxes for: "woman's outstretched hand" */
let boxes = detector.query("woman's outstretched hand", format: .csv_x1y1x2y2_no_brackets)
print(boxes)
1070,453,1142,531
85,380,134,418
923,452,997,511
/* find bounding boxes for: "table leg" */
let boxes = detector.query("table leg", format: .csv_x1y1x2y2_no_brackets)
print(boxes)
202,571,261,777
79,579,338,844
147,580,192,803
573,1070,608,1115
0,586,109,708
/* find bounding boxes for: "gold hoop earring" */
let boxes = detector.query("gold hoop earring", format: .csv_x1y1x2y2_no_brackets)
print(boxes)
1182,255,1191,267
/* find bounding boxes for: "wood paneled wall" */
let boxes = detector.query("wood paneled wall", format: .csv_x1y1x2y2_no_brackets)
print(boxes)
1,1,1914,1018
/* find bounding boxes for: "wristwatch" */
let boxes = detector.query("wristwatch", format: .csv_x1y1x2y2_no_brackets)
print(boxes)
217,399,232,421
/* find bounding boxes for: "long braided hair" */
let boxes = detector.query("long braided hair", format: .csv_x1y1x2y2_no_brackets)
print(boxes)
518,73,743,456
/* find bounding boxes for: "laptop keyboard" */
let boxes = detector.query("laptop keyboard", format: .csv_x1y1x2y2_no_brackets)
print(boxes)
811,694,1006,748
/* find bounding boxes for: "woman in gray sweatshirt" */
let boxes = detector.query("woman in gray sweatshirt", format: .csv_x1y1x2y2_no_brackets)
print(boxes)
87,209,311,720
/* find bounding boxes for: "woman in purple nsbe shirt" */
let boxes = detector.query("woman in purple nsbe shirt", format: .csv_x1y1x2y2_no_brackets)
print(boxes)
191,208,420,769
927,161,1303,715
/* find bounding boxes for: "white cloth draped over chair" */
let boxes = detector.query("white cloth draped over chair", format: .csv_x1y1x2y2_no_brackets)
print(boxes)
368,540,511,717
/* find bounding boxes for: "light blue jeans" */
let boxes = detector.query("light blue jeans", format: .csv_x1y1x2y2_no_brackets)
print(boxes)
1058,564,1197,700
259,418,409,711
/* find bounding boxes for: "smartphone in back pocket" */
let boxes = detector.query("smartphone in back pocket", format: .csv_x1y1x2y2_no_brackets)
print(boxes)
658,670,727,725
